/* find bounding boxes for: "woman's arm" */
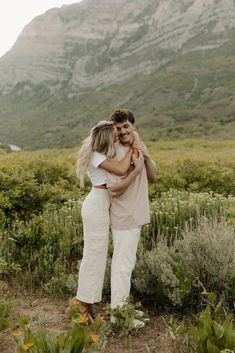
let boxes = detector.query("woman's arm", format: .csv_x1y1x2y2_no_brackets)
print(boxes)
99,148,133,176
108,152,144,197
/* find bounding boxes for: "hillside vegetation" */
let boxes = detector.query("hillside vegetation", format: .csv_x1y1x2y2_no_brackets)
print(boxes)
0,31,235,149
1,139,235,302
1,139,235,218
1,139,235,353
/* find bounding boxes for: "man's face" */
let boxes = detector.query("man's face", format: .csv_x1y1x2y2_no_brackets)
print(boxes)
114,120,135,146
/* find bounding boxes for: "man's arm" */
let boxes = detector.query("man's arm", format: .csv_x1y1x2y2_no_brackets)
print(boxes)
144,154,157,182
132,132,157,182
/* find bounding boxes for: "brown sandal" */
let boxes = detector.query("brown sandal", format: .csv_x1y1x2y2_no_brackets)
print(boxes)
70,298,94,324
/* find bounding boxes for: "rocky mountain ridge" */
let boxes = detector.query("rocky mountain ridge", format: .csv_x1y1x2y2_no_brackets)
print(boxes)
0,0,235,149
1,0,235,92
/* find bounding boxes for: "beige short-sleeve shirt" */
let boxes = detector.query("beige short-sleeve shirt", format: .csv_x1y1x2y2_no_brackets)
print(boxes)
107,142,150,230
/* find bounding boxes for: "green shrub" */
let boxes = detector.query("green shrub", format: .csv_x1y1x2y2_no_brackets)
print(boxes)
0,201,84,293
168,293,235,352
142,190,232,247
106,299,148,344
13,312,109,353
149,156,235,198
0,295,13,331
0,210,6,231
178,158,235,196
43,264,78,297
1,141,235,222
0,152,82,220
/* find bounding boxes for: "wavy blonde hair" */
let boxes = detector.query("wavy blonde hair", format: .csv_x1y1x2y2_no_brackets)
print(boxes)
76,120,115,187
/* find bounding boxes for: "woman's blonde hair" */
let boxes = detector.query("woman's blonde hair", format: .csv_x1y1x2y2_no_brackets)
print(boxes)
76,120,115,187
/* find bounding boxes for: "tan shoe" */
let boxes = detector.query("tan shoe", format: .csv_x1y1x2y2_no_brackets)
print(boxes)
66,298,94,324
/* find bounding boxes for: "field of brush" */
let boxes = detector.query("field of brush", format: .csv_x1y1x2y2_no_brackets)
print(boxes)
0,139,235,353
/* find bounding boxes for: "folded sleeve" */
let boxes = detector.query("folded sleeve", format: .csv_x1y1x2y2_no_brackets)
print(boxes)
91,151,107,167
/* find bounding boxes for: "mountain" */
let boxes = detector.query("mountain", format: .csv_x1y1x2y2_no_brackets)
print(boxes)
0,0,235,149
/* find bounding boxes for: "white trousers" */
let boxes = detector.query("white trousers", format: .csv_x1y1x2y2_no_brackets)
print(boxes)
76,188,141,307
111,227,141,309
76,188,110,303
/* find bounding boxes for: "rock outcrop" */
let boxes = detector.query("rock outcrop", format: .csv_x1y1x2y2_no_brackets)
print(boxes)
1,0,235,92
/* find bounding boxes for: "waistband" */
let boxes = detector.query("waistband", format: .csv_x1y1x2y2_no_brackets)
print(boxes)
90,187,110,197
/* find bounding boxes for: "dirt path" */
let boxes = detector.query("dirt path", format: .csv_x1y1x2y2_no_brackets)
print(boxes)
0,294,174,353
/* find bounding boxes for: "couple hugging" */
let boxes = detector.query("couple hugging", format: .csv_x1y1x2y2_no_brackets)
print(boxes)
72,109,156,326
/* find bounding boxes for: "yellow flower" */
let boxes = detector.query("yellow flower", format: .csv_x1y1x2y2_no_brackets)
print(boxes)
78,314,89,325
90,334,100,343
22,342,34,351
100,316,106,323
71,298,79,306
200,288,209,296
12,330,24,338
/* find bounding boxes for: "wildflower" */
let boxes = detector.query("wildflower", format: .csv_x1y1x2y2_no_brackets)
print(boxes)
78,314,89,325
90,334,100,343
100,316,106,323
12,330,24,338
22,342,34,351
71,298,79,306
200,288,209,296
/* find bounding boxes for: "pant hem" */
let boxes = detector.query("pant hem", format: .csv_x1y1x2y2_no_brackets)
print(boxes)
76,295,102,304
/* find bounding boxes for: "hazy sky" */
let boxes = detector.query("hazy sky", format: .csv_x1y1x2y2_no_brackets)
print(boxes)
0,0,83,58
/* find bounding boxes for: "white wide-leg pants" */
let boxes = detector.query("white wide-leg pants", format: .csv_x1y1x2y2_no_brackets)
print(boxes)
76,188,110,304
76,187,141,306
111,227,141,309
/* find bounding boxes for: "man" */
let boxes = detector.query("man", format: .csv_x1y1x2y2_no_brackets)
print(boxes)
107,109,157,313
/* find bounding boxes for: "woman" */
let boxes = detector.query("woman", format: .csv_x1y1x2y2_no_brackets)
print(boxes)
73,120,144,322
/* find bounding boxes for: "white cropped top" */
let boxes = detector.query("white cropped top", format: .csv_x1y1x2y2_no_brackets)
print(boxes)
87,151,108,186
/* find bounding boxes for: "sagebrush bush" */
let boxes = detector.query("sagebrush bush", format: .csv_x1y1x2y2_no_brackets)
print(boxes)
133,217,235,308
133,242,189,306
175,217,235,300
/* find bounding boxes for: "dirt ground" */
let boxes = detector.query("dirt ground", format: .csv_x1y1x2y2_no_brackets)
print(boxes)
0,293,174,353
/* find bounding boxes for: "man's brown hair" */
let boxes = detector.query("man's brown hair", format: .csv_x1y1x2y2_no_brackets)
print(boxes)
109,109,135,125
